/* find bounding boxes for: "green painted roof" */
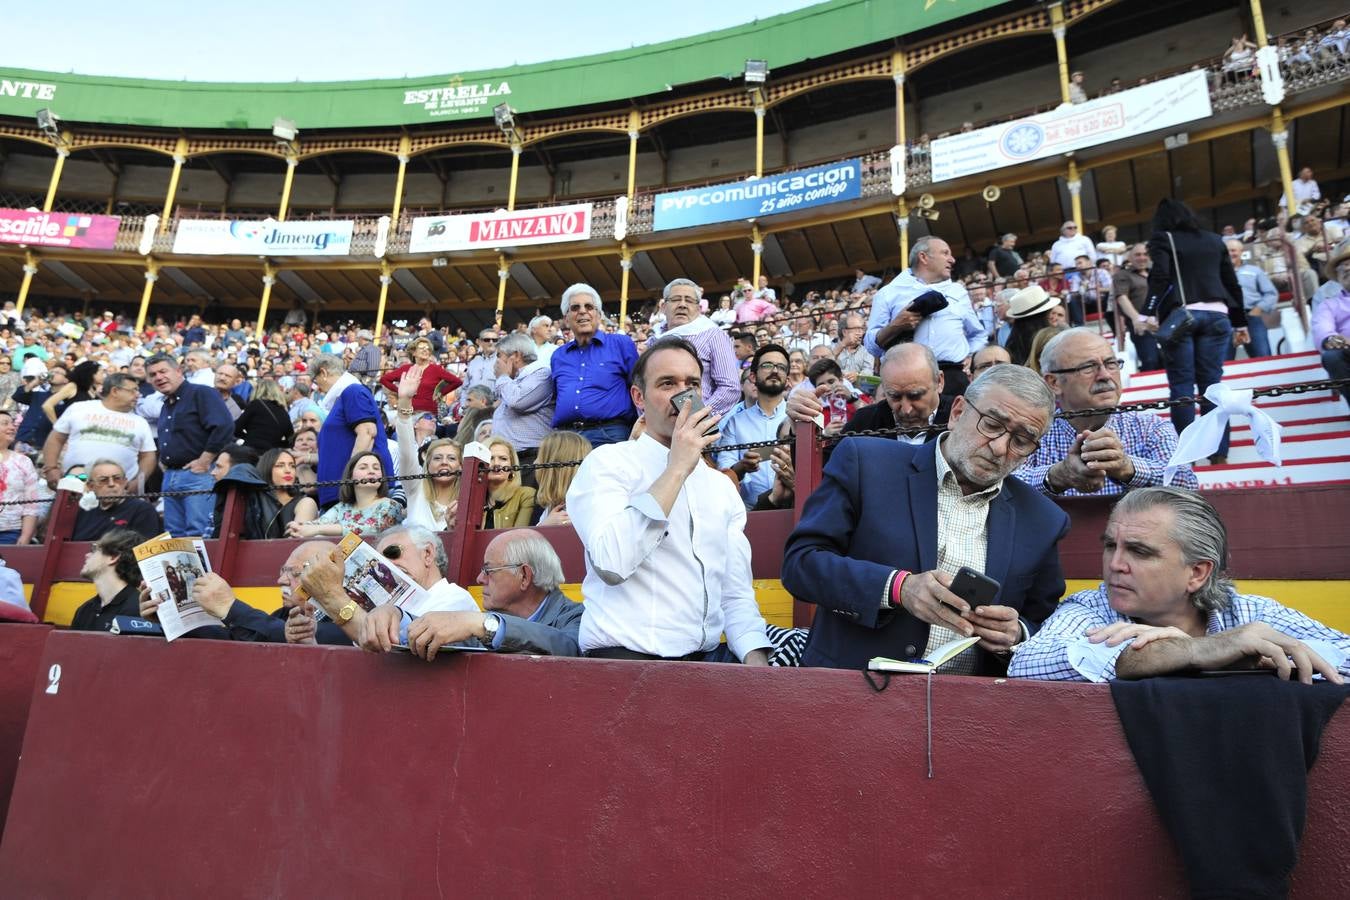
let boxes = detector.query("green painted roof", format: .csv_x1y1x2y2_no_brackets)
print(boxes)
0,0,1009,130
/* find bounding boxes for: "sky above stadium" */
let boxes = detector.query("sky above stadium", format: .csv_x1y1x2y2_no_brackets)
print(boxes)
16,0,822,82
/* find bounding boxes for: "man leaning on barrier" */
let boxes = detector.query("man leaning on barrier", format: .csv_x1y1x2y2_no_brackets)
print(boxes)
1009,487,1349,683
566,338,772,664
782,364,1069,673
1014,327,1195,496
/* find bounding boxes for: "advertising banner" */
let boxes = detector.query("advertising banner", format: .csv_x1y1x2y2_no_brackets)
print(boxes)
408,204,594,254
653,159,862,232
0,209,120,250
171,219,353,256
930,71,1213,183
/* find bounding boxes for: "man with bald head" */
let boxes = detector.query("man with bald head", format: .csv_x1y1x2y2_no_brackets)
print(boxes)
787,343,951,445
138,540,352,644
970,344,1012,378
214,364,243,420
1015,327,1195,496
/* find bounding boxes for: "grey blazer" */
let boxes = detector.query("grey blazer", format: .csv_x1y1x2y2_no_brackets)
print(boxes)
494,589,583,657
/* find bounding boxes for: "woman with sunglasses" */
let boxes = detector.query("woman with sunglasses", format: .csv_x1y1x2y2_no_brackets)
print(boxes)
395,369,461,531
288,451,402,538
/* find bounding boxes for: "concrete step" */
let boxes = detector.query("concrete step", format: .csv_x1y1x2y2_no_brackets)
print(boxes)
1197,454,1350,490
1205,430,1350,465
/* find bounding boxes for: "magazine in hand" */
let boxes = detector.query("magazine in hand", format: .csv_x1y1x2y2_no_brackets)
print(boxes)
134,533,221,642
867,636,980,674
294,531,428,621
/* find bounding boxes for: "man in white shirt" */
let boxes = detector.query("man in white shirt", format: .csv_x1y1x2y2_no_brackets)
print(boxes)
1048,221,1096,271
529,316,556,364
43,372,157,489
1279,166,1321,211
567,338,772,664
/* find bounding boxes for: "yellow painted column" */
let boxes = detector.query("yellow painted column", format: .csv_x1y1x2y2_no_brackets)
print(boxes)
506,141,522,211
1270,109,1298,215
41,144,71,212
892,51,907,151
159,137,189,233
134,259,160,333
1066,158,1084,231
374,261,393,340
1249,0,1269,47
618,243,633,329
14,252,39,316
751,226,764,286
277,154,299,222
626,110,640,202
1050,3,1072,105
494,254,510,329
898,199,910,263
390,135,411,231
753,96,766,178
254,265,277,341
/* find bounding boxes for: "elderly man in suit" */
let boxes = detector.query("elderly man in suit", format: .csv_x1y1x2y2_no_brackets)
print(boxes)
782,364,1069,674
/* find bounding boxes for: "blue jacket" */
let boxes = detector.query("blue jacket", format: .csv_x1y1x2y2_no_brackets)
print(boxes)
781,437,1068,672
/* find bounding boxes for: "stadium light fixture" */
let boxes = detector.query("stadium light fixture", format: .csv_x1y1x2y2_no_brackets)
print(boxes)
272,117,298,143
744,60,769,87
35,108,62,142
493,103,516,134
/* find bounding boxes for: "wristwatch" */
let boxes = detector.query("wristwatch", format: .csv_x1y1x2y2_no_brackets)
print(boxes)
482,612,500,644
336,601,358,624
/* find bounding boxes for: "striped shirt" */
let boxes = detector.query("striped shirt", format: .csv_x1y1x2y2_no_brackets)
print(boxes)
1008,585,1350,682
927,436,1001,672
1014,411,1197,496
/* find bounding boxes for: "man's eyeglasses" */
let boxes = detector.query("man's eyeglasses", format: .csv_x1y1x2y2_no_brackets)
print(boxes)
964,400,1041,456
756,362,789,373
480,562,524,577
971,360,1007,376
91,475,126,486
1047,358,1125,378
480,338,498,344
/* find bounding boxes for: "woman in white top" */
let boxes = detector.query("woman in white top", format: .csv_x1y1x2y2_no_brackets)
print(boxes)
395,369,461,531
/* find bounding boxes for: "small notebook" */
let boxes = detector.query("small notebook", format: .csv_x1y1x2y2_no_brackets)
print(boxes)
867,636,980,674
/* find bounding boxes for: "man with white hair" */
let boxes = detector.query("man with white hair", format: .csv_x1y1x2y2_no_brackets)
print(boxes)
1048,220,1096,271
653,278,740,418
1015,327,1195,496
492,332,555,470
550,283,638,446
529,315,555,363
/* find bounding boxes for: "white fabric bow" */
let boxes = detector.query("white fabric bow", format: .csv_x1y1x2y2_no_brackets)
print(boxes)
1164,383,1281,484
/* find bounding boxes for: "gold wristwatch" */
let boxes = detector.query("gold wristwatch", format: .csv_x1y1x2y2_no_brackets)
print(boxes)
336,601,358,624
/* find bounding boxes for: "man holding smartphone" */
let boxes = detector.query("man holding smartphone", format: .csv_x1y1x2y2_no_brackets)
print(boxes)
566,338,772,664
783,364,1068,673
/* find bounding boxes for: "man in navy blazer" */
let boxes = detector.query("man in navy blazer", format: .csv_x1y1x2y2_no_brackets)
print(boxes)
782,364,1070,673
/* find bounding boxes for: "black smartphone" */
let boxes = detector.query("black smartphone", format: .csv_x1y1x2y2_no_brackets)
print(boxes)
671,388,717,436
942,567,1000,615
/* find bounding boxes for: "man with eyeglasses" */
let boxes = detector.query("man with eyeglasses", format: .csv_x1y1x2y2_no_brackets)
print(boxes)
43,372,157,492
970,344,1011,377
1049,220,1095,272
463,327,501,396
715,344,791,508
833,313,875,381
550,283,638,447
654,278,741,418
782,364,1069,674
71,459,162,542
1015,328,1195,496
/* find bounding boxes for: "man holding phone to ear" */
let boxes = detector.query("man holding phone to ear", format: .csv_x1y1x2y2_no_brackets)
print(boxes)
566,338,772,664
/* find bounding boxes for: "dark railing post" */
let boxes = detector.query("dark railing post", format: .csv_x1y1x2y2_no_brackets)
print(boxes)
446,456,489,588
213,485,245,585
791,420,823,629
32,490,78,621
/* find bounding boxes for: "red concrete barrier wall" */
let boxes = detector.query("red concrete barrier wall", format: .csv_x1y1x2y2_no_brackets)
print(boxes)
2,632,1347,897
0,625,52,844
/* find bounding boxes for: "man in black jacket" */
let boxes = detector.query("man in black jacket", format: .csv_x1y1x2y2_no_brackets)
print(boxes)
788,343,951,445
71,460,163,542
70,528,144,631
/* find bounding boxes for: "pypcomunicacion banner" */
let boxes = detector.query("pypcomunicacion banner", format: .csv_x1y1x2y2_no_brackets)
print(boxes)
653,159,862,232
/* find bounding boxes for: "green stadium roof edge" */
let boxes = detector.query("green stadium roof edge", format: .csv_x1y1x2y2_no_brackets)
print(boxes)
0,0,1010,131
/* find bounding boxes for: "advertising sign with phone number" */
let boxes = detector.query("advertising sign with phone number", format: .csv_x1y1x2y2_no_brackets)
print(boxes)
653,159,862,232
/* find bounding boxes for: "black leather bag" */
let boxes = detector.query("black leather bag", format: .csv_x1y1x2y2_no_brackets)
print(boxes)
1156,232,1195,345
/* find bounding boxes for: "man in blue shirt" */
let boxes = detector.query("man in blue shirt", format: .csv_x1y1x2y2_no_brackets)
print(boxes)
716,344,789,508
864,236,986,398
1225,238,1278,359
145,353,235,537
311,353,399,508
550,283,638,447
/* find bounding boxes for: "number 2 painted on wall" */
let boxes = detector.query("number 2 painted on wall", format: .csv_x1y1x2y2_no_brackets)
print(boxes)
45,663,62,695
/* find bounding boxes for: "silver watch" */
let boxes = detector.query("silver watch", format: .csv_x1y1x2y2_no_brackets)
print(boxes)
482,613,500,643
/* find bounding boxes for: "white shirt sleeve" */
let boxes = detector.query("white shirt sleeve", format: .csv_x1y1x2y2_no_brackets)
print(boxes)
567,450,669,586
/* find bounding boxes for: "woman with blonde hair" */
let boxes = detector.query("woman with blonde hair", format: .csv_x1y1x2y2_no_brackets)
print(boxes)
379,336,462,415
481,437,536,529
533,430,591,526
234,378,294,454
1026,324,1068,374
395,369,461,531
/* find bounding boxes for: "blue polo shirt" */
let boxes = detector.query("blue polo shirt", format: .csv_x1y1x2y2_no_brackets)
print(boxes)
157,381,234,469
549,331,638,427
317,383,397,507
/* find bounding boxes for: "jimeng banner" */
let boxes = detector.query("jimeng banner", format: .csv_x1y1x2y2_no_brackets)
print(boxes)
653,159,862,232
171,219,353,256
930,71,1214,183
408,204,593,254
